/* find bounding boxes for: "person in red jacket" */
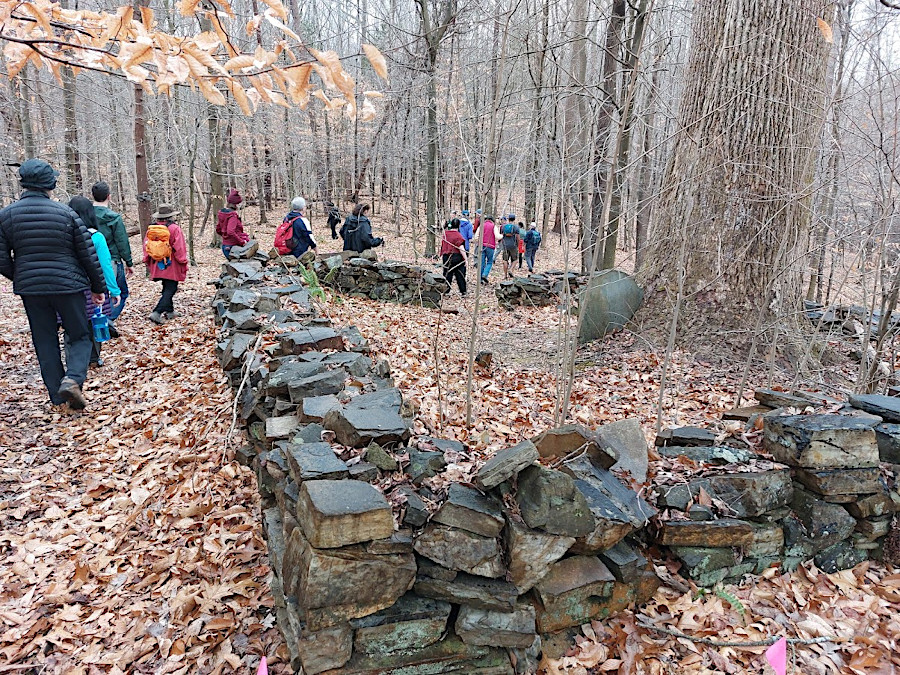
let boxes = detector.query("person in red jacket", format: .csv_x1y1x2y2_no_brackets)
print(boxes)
440,218,467,296
144,204,188,324
217,189,249,258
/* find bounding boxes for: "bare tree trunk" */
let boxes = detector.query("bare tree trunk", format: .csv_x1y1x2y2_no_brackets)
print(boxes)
524,0,550,225
133,0,152,239
640,0,832,324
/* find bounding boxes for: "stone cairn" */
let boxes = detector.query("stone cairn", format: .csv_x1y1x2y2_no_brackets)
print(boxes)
494,271,590,309
654,388,899,585
212,256,661,674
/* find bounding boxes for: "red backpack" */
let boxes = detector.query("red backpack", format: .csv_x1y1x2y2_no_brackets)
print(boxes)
274,216,301,254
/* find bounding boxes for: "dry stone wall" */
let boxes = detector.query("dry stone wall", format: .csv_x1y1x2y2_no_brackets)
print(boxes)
653,392,900,584
213,257,660,674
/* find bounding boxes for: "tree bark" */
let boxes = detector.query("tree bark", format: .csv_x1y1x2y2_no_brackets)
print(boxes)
640,0,832,324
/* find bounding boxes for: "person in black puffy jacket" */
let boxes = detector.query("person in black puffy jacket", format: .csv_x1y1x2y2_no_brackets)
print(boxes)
340,203,383,253
0,159,106,409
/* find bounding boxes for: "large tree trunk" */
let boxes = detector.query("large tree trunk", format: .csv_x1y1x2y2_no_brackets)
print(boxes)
640,0,832,323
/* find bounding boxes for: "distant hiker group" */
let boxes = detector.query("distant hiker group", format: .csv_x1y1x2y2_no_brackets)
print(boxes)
444,210,542,291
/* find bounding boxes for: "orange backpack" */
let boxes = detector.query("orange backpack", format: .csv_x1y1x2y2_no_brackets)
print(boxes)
146,223,173,262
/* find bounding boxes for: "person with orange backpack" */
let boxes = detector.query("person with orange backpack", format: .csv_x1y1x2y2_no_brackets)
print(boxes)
143,204,188,325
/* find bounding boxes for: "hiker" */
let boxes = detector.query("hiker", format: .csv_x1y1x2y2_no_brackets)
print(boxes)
499,214,520,279
217,189,249,259
92,181,132,326
326,201,342,240
69,196,121,366
0,159,106,409
440,218,467,296
341,203,383,254
479,215,497,284
275,196,316,258
524,222,542,273
459,210,474,252
143,204,188,325
517,221,526,269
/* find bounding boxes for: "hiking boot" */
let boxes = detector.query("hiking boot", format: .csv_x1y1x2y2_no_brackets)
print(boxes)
149,311,166,324
58,377,86,410
165,310,182,319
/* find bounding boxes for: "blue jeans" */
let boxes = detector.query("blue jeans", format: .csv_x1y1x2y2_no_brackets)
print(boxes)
525,249,537,272
222,245,232,259
481,247,495,279
109,261,129,321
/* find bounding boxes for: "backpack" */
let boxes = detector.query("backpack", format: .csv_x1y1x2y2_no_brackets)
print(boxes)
274,216,301,254
527,229,542,247
146,223,172,262
502,222,518,238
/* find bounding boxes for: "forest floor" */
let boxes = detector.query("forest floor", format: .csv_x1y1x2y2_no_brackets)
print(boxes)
0,215,898,674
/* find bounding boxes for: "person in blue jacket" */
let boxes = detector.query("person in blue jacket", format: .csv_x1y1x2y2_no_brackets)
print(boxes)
459,210,474,252
286,196,317,257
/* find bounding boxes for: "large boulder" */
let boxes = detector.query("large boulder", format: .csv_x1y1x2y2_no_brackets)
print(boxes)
577,270,643,344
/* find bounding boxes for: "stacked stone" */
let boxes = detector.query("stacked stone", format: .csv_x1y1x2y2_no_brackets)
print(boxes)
212,256,661,673
654,427,796,585
495,271,589,309
312,251,449,308
655,394,899,582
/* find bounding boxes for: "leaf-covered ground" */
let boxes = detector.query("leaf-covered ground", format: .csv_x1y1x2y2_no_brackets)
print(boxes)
1,228,898,674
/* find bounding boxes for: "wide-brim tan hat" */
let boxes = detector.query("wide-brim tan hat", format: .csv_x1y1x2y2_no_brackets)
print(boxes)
152,204,180,220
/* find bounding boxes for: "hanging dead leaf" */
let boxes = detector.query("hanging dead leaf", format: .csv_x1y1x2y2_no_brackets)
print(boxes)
362,43,389,82
817,17,833,44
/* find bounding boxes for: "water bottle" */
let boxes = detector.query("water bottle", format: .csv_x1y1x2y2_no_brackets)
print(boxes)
92,305,110,343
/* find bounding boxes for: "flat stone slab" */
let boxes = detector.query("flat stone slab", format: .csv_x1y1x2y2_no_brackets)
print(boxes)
330,634,513,675
655,426,716,447
846,491,897,519
534,556,616,633
476,440,539,489
755,388,813,409
814,540,867,574
763,414,879,468
286,442,349,482
414,572,518,611
296,479,393,549
570,478,633,554
672,546,739,580
874,423,900,463
396,486,428,527
282,528,416,631
721,405,774,422
265,415,300,440
324,388,412,448
530,425,616,469
504,517,575,593
280,327,344,354
265,361,326,396
413,524,505,578
658,519,754,547
288,370,347,403
433,484,504,538
600,418,648,482
746,522,784,557
849,394,900,422
706,469,793,517
300,394,342,422
657,445,753,464
456,603,537,648
351,594,451,656
516,465,595,537
563,456,657,527
294,620,353,675
793,467,883,496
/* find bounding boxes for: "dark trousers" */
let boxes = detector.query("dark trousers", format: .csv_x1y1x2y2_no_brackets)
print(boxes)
22,293,92,404
110,261,129,321
525,249,537,272
153,279,179,314
443,253,467,295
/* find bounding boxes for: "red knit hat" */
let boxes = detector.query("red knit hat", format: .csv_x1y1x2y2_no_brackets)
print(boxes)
226,189,242,205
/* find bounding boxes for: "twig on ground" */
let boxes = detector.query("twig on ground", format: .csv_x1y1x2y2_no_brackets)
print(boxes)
635,619,842,647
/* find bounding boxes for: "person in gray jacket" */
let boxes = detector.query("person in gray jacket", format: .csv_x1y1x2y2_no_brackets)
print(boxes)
0,159,106,409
